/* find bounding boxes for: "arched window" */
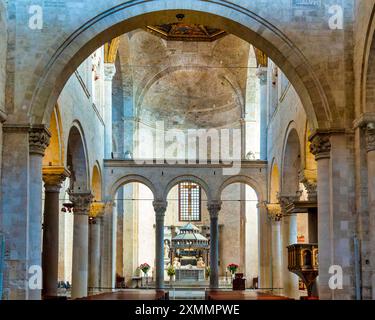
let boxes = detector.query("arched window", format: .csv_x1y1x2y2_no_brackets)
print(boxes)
178,182,201,222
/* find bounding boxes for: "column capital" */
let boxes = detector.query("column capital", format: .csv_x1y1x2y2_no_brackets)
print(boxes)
309,132,331,160
153,200,168,217
42,166,70,192
68,191,94,216
299,170,317,202
277,193,301,215
256,67,267,85
29,125,51,156
365,122,375,153
266,203,282,222
207,201,222,219
104,63,116,81
90,202,106,218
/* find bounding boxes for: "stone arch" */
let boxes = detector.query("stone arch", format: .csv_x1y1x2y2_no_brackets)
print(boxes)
218,175,264,203
362,5,375,113
66,121,90,192
269,159,281,204
163,175,211,202
281,123,302,195
91,163,102,201
110,174,157,200
25,2,334,130
43,105,64,166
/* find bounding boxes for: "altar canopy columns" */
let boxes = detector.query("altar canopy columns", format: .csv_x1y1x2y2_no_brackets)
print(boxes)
153,200,168,289
208,201,222,289
42,167,69,298
69,192,93,299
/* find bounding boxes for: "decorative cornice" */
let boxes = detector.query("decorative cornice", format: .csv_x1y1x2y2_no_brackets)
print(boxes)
42,166,70,192
365,122,375,153
309,133,331,160
207,201,222,219
29,125,51,156
68,191,94,216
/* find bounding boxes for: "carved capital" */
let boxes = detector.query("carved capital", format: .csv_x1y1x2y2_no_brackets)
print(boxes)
256,67,267,85
207,201,222,219
42,166,70,192
278,193,301,214
68,191,94,216
90,202,106,218
153,200,168,218
310,133,331,160
266,203,282,221
104,63,116,81
29,126,51,156
365,122,375,153
301,178,317,202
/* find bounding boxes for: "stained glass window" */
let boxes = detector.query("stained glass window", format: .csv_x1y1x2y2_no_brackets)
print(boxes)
178,182,201,221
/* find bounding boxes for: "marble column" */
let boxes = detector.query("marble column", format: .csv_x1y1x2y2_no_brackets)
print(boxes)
256,67,268,161
365,123,375,299
42,167,69,298
310,133,331,299
89,203,105,294
153,200,167,289
104,63,116,159
208,201,222,289
29,126,51,300
257,201,271,289
267,204,283,291
69,192,93,299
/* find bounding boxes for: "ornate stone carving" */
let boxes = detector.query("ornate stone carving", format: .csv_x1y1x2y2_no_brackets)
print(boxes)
29,126,51,156
153,200,168,218
256,67,267,85
104,63,116,81
301,179,317,202
42,166,70,192
365,122,375,153
310,133,331,160
68,192,94,216
266,203,282,221
90,202,106,218
278,193,301,215
207,201,222,219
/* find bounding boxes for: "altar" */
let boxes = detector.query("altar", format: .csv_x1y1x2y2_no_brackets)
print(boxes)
169,223,209,283
175,268,205,282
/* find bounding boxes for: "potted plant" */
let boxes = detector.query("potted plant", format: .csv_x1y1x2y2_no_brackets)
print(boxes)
167,265,176,287
205,266,210,280
139,263,150,287
227,263,239,279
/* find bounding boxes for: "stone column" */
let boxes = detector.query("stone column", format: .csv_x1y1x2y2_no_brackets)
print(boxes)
69,192,93,299
42,167,69,298
89,203,105,294
208,201,222,289
266,204,283,291
310,133,331,299
28,126,51,300
256,67,268,161
104,63,116,159
365,123,375,299
257,201,272,289
153,200,167,289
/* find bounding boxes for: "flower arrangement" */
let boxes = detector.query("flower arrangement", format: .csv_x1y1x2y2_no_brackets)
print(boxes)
227,263,239,275
167,265,176,277
139,263,150,275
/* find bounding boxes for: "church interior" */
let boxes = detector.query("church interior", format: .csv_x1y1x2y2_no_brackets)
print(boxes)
0,0,375,301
